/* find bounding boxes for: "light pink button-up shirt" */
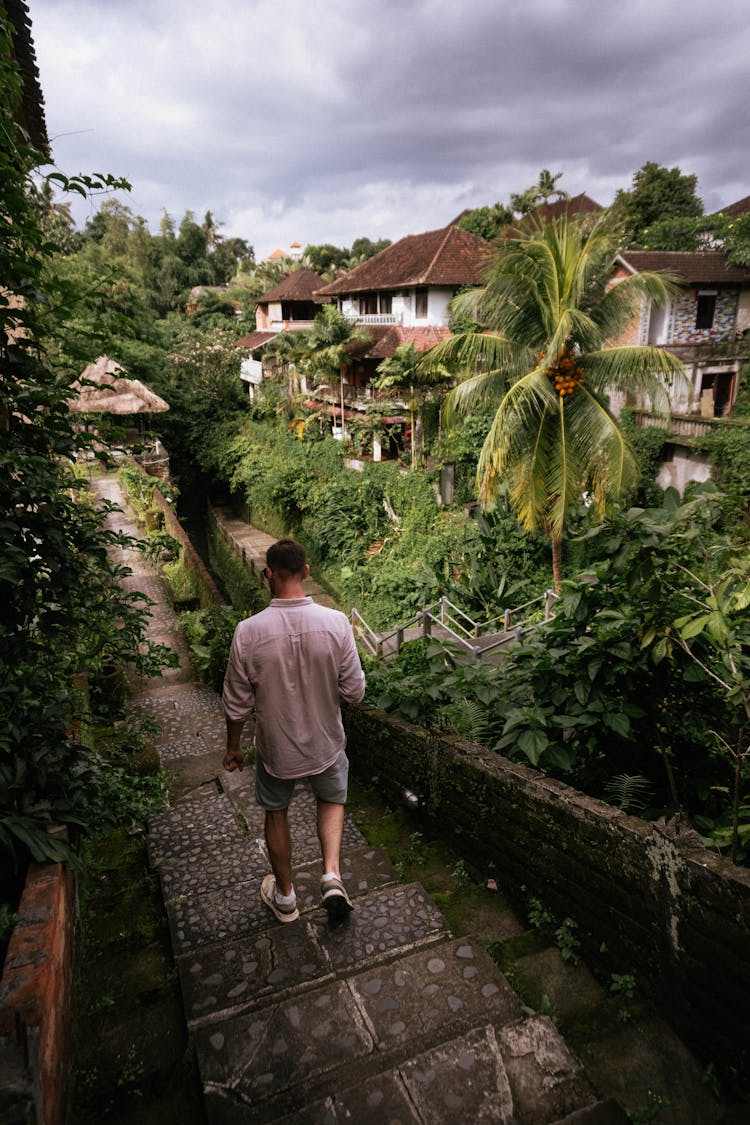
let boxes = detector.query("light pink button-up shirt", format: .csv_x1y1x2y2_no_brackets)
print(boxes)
222,597,366,779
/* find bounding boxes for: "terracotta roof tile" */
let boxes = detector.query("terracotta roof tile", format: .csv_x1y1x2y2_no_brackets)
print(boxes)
720,195,750,217
364,325,452,360
535,193,602,221
234,330,279,349
317,225,490,296
343,325,391,359
257,268,329,303
5,0,49,155
618,250,750,285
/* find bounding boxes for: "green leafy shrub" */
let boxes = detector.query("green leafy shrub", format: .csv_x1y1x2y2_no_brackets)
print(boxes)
180,606,243,692
162,554,199,605
0,38,173,873
206,514,267,617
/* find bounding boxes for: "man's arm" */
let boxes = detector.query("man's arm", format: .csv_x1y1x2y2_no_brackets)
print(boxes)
223,717,246,772
338,626,366,703
222,624,254,771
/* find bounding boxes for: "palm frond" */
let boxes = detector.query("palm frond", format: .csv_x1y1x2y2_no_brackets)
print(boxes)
585,345,687,413
420,329,529,379
441,368,509,427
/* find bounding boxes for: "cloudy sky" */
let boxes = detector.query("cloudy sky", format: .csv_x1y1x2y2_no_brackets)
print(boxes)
30,0,749,260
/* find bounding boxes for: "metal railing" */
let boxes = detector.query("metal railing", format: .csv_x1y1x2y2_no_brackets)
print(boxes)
352,590,559,662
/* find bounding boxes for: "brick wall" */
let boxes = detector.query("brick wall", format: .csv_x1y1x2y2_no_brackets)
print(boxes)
343,702,750,1084
0,858,76,1125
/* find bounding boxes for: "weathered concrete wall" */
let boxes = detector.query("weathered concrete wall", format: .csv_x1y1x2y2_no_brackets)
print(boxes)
343,702,750,1082
0,858,76,1125
152,488,224,608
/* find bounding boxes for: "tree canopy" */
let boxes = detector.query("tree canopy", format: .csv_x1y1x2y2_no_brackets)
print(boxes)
612,161,704,247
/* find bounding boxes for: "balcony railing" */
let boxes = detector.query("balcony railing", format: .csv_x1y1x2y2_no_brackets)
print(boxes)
631,410,748,439
344,313,400,326
311,383,406,407
662,338,748,362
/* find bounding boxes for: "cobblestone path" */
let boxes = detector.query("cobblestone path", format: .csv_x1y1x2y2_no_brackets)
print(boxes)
96,476,629,1124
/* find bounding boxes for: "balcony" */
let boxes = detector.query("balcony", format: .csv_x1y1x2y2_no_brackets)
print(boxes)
343,313,400,326
308,381,407,411
663,337,748,364
631,410,749,440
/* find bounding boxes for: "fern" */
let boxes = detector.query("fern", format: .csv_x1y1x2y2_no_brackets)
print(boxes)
438,698,494,743
603,773,653,813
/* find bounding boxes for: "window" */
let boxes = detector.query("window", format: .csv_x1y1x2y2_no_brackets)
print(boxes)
359,292,392,315
695,291,717,331
415,287,428,318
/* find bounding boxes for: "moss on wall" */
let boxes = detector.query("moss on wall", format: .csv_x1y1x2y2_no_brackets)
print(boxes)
343,701,750,1083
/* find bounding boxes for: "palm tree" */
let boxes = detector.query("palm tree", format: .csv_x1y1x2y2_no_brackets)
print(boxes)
264,329,311,400
371,343,450,468
423,213,683,590
303,305,371,442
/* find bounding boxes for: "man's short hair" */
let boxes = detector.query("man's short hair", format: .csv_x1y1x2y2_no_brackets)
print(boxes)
266,538,306,578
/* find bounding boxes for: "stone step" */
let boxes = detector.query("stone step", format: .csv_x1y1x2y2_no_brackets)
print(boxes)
177,881,450,1030
194,937,524,1120
200,1012,606,1124
162,844,400,957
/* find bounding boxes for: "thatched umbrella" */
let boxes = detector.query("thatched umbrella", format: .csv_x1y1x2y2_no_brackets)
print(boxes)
68,356,170,416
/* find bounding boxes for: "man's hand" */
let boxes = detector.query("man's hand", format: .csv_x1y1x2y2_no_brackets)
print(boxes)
223,746,245,772
224,717,247,772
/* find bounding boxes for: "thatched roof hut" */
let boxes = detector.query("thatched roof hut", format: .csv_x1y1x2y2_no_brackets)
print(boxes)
68,356,169,415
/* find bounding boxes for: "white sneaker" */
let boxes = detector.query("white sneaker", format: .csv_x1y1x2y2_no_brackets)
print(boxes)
260,874,299,923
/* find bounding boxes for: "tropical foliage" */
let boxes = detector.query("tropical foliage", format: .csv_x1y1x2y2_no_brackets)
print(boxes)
0,20,174,873
425,212,684,587
365,485,750,862
611,161,704,247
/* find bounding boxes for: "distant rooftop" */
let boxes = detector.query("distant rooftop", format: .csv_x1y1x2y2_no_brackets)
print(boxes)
317,223,490,296
256,268,329,304
618,250,750,285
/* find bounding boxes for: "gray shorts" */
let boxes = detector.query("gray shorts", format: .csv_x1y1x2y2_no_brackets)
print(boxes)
255,751,349,811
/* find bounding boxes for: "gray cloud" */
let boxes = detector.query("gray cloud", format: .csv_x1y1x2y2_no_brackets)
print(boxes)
30,0,750,256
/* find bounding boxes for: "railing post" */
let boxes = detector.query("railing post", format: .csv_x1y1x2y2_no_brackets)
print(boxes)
422,611,432,638
504,609,512,631
544,589,555,621
440,596,447,624
396,626,404,653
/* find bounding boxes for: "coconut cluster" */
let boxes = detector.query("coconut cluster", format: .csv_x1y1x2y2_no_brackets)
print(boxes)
546,352,584,397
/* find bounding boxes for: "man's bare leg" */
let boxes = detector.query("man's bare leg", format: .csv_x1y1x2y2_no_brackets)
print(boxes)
264,809,293,896
316,800,345,876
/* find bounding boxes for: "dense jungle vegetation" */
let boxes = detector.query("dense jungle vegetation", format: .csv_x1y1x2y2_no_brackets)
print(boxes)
0,35,179,944
3,0,750,958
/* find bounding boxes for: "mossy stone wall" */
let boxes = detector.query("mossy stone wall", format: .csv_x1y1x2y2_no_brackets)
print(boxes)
343,702,750,1083
152,489,223,610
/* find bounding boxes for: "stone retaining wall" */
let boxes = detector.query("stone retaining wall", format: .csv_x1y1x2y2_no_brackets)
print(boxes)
0,858,76,1125
152,488,224,608
343,702,750,1084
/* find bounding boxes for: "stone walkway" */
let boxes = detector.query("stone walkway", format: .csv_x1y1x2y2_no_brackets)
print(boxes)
97,477,631,1123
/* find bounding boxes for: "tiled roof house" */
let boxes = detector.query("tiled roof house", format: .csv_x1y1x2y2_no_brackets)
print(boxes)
612,248,750,490
235,268,328,391
315,221,490,380
293,221,491,457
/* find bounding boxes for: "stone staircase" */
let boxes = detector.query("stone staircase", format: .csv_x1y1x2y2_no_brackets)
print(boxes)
92,475,738,1124
136,680,626,1123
